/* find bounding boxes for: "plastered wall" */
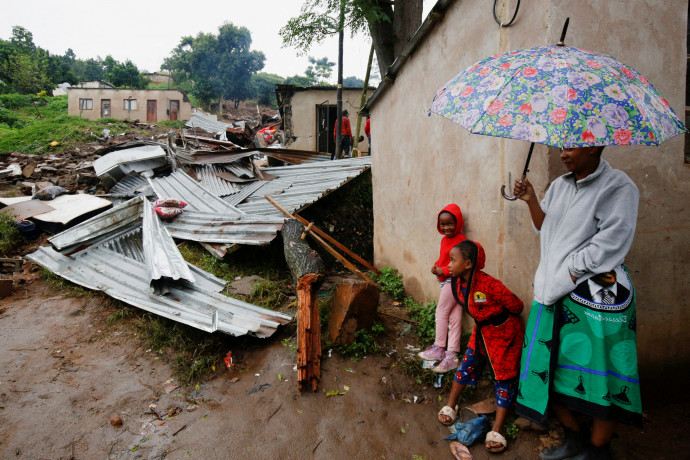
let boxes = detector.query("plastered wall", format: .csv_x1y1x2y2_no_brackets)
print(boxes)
67,88,192,122
289,89,374,152
370,0,689,374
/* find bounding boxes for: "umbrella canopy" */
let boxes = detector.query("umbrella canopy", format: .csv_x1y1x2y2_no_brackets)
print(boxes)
430,44,685,148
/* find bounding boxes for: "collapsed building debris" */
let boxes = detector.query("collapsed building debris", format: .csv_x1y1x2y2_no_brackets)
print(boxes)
18,122,372,340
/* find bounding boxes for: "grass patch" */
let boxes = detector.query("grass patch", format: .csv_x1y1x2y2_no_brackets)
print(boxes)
0,211,22,256
247,279,289,309
371,266,405,301
40,268,93,298
336,323,385,361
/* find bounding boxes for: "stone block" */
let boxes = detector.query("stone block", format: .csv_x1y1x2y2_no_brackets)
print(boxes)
328,279,380,345
20,181,35,194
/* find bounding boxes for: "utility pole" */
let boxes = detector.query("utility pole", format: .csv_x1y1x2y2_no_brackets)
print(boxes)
333,0,345,160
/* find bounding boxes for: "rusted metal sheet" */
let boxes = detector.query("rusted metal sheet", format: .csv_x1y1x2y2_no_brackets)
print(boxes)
191,164,239,197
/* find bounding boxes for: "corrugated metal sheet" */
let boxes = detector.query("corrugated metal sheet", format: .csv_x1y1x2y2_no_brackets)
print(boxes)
186,112,233,134
48,196,144,253
223,181,267,206
109,173,152,196
98,227,228,294
27,246,292,338
162,211,284,245
142,199,196,285
236,157,371,217
93,144,168,177
192,165,238,197
149,171,244,214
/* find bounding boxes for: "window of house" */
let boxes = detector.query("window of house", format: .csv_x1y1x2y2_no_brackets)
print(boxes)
79,98,93,110
124,99,137,111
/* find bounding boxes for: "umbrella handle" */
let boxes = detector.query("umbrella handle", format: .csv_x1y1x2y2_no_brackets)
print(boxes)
501,181,522,201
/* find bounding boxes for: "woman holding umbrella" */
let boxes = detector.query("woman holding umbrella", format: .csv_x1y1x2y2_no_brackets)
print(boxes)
429,19,685,459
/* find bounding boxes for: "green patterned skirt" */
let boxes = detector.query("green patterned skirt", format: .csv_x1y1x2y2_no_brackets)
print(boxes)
516,265,642,427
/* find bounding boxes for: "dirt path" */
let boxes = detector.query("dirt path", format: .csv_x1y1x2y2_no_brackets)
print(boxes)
0,279,687,459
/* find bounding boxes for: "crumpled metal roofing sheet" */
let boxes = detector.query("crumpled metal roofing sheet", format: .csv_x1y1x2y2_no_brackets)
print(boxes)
27,246,292,337
109,173,152,196
142,199,196,285
48,196,144,253
162,211,284,245
222,181,267,206
149,170,244,214
93,144,168,177
98,227,227,293
192,165,238,197
186,112,233,134
236,157,371,217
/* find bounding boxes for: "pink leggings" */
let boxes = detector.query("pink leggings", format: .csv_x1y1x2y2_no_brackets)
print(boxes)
434,281,463,353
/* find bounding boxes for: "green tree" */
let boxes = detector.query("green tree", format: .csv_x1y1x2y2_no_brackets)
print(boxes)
343,75,364,87
306,56,335,84
251,72,285,107
164,22,265,111
280,0,422,77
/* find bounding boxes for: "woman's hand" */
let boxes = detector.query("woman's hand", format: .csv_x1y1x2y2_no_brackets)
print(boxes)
513,177,536,203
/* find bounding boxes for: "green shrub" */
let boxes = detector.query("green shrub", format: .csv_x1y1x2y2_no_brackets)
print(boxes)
0,211,22,256
371,266,405,300
337,323,385,360
0,93,31,109
405,297,437,346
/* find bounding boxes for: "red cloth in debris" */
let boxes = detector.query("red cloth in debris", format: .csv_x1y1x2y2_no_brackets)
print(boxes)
333,116,353,139
364,118,370,136
435,204,466,282
456,243,525,381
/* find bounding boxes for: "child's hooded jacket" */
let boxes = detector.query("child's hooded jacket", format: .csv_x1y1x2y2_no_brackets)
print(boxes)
455,242,525,381
435,203,466,282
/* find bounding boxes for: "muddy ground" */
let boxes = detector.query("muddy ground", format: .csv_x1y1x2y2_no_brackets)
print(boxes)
1,273,688,460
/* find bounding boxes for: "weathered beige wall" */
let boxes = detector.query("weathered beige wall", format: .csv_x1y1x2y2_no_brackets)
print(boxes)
371,0,689,375
290,89,374,152
67,88,192,122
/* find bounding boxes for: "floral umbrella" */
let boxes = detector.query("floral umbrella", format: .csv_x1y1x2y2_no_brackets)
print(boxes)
429,42,685,149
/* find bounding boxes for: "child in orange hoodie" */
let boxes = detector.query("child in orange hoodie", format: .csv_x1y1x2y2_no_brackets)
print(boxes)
418,204,467,373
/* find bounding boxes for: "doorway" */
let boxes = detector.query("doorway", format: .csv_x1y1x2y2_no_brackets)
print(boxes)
316,103,337,155
170,100,179,121
100,99,111,118
147,100,157,122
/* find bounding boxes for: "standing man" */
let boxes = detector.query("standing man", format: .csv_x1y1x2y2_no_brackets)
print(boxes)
364,115,371,154
333,109,353,158
513,146,642,460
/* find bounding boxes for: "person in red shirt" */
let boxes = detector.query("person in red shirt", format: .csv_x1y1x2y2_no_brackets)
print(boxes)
364,116,371,154
333,109,353,157
418,204,466,372
438,240,525,454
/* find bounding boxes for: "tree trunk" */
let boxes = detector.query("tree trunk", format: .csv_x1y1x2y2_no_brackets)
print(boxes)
282,219,325,391
368,0,422,78
393,0,423,58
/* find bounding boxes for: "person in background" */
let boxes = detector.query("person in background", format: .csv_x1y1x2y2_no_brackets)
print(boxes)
333,109,353,158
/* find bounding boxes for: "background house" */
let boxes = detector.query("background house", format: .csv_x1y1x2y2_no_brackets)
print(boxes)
276,85,374,155
364,0,689,376
67,88,192,122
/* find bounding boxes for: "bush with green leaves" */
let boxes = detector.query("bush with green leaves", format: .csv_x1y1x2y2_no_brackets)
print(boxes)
405,297,437,346
0,211,22,256
337,323,385,360
371,266,405,301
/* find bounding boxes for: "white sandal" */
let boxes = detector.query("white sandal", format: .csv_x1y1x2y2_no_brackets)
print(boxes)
438,405,458,425
485,430,507,453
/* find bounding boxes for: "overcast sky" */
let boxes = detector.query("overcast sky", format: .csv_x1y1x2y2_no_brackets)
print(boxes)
1,0,433,84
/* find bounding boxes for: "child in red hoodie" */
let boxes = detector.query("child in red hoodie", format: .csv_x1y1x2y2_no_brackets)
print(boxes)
438,240,525,454
418,204,467,373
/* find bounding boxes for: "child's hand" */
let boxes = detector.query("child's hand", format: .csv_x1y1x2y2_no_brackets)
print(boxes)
431,265,443,276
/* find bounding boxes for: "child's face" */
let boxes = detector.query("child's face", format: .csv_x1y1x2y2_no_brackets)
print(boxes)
438,212,457,237
448,247,472,278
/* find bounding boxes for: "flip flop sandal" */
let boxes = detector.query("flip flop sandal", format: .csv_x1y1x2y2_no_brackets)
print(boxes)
450,441,474,460
438,405,458,426
485,430,507,453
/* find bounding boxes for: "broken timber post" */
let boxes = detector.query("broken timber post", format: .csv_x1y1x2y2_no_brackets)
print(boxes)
282,218,325,392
